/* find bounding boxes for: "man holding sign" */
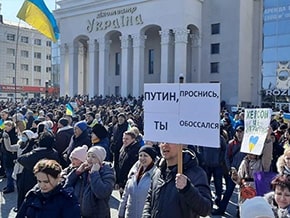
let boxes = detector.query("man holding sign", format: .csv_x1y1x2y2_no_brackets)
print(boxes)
142,143,212,218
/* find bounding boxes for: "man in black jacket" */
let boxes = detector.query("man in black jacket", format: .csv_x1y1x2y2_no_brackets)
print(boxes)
142,143,212,218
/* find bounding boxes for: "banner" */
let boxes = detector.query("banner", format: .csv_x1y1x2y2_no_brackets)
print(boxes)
241,108,272,155
143,83,220,148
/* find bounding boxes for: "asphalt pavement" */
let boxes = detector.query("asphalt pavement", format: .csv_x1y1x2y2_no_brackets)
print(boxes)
0,177,238,218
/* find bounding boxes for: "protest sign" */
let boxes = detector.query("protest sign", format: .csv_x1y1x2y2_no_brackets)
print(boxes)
143,83,220,148
241,108,272,155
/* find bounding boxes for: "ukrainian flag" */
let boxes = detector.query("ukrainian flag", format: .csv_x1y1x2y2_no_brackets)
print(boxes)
66,103,73,116
17,0,59,42
0,119,5,130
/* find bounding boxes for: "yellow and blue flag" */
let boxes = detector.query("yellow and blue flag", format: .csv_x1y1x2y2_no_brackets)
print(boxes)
0,119,5,130
66,103,74,116
17,0,59,42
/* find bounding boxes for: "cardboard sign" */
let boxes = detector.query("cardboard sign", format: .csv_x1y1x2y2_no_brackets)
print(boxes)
241,108,272,155
143,83,220,148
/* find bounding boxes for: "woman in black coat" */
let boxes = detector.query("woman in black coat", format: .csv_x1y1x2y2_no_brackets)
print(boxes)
16,159,80,218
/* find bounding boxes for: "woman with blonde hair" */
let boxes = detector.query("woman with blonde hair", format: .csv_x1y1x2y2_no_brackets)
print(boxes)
276,147,290,175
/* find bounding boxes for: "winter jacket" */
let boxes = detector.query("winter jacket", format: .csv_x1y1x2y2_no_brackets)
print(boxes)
142,150,212,218
225,137,246,171
117,141,140,188
118,161,156,218
16,183,81,218
65,163,115,218
66,129,91,157
55,126,74,154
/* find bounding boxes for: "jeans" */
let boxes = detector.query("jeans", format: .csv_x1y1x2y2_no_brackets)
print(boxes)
204,165,224,201
5,167,14,191
217,174,236,213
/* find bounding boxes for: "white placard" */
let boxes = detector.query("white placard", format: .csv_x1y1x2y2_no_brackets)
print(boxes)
240,108,272,155
143,83,220,148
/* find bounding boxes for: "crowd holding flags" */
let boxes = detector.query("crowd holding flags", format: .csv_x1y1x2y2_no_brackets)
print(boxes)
17,0,59,42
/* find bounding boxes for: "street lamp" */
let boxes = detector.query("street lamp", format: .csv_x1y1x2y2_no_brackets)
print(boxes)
45,80,49,99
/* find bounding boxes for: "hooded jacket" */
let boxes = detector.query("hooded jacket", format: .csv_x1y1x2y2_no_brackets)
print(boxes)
142,149,212,218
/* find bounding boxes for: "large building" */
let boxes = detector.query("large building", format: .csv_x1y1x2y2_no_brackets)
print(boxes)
0,14,58,100
53,0,290,110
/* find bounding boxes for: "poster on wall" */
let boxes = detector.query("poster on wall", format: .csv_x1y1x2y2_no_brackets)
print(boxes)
240,108,272,155
143,83,220,148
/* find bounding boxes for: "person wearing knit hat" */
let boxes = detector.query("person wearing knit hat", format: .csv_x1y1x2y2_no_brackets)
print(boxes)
139,145,157,161
69,145,88,167
91,124,110,161
240,196,274,218
74,121,88,133
87,146,107,165
118,145,157,218
66,145,115,217
58,118,69,127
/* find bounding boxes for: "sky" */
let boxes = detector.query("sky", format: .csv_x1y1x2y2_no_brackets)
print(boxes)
1,0,56,23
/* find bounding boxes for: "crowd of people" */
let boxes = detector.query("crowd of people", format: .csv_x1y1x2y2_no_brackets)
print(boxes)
0,95,290,217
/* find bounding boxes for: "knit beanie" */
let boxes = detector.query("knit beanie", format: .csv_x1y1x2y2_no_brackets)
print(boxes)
92,124,108,139
74,121,87,132
58,118,69,127
46,112,54,121
87,146,106,163
70,145,88,162
240,196,274,218
139,145,157,161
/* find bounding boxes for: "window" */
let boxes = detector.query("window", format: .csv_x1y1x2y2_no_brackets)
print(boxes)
115,52,120,75
12,77,16,85
115,86,120,96
21,50,29,58
211,43,220,54
46,41,52,47
46,54,51,60
22,78,29,85
34,39,41,45
7,48,15,56
21,64,29,71
210,62,219,73
21,36,29,43
34,52,41,59
148,49,154,74
34,66,41,72
34,79,41,86
46,67,51,73
211,23,220,35
7,33,15,41
7,62,15,70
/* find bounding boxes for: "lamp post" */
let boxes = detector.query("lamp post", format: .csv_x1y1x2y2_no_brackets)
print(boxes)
45,80,49,99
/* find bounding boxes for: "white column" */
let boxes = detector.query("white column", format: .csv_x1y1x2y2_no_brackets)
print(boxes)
159,29,171,83
191,32,201,82
59,43,67,96
120,35,130,97
68,43,78,96
132,34,146,96
173,28,189,82
88,40,97,97
97,37,110,96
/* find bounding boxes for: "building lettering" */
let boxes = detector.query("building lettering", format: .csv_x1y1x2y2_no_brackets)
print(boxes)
87,7,143,32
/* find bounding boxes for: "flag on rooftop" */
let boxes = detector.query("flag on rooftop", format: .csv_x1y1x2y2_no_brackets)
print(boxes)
17,0,59,42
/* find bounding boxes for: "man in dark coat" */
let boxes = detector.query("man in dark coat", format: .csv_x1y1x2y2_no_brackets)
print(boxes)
54,118,74,167
142,143,212,218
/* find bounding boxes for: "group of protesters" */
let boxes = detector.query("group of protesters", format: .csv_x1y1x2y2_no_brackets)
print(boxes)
0,94,290,217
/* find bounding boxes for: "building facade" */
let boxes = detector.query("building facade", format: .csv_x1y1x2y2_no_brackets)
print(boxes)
0,17,57,100
262,0,290,111
55,0,263,107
